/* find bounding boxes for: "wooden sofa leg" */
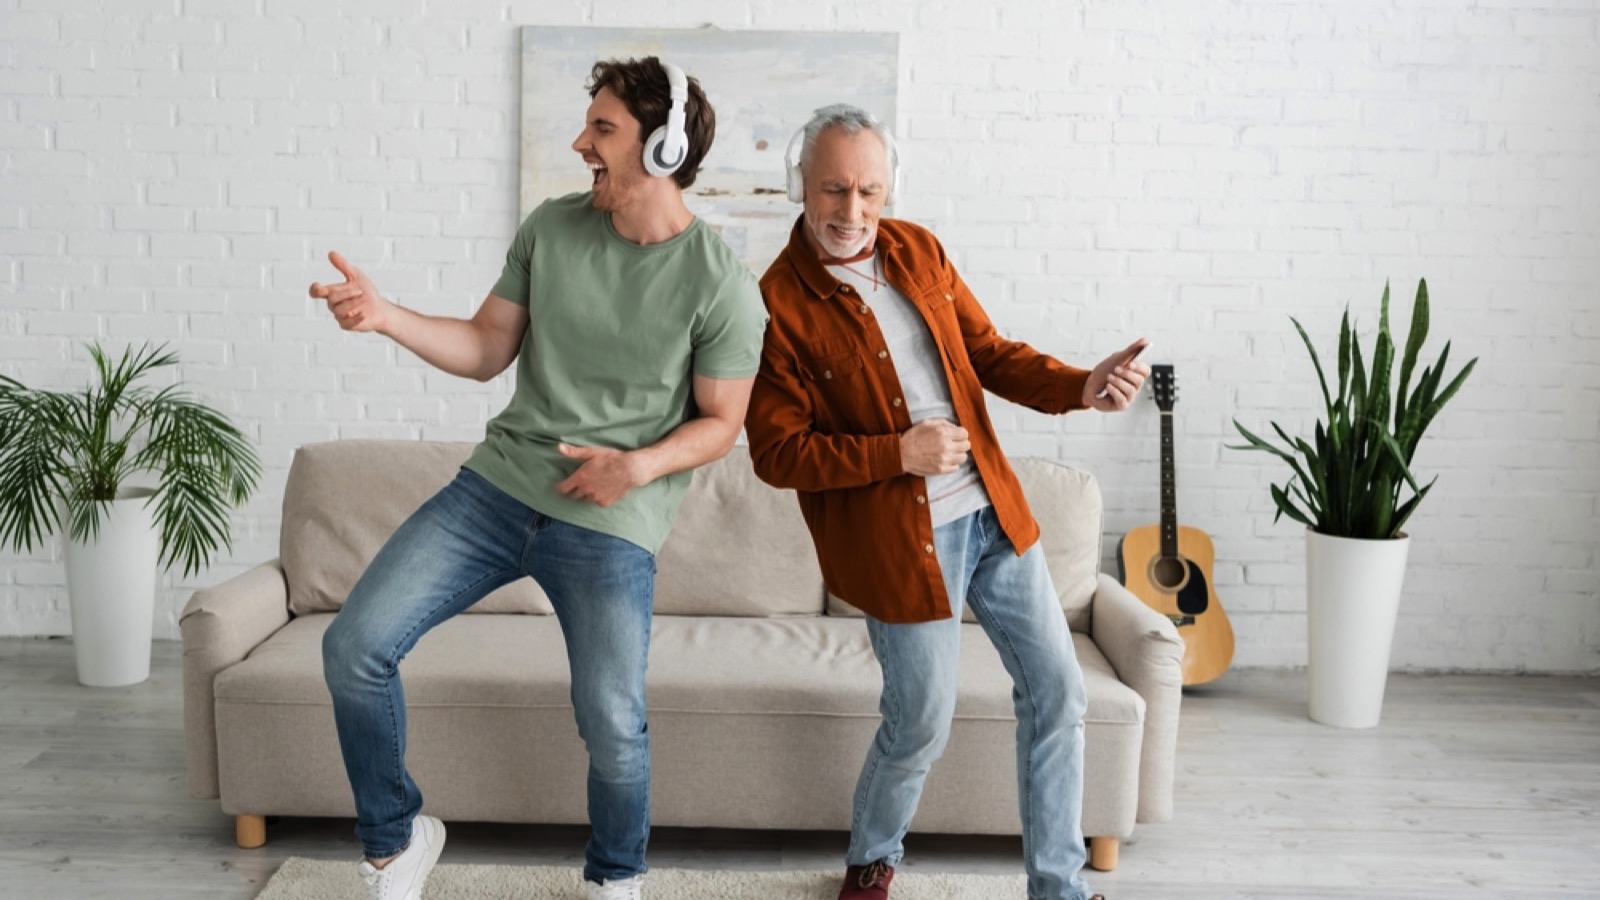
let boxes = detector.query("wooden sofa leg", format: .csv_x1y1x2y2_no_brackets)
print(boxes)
1088,836,1119,871
236,814,267,849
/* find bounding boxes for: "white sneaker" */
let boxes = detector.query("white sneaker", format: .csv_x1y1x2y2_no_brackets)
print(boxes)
586,874,644,900
358,814,445,900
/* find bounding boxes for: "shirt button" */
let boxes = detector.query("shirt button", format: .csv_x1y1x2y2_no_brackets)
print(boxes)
859,304,869,314
944,292,953,300
916,494,927,504
892,397,902,407
823,370,833,379
877,350,888,359
841,285,853,293
924,543,934,554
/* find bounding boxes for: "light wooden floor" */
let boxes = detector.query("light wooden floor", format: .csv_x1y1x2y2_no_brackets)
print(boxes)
1,638,1597,899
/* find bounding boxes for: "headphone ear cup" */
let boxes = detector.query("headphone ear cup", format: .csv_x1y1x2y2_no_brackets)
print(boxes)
786,160,804,203
643,124,685,178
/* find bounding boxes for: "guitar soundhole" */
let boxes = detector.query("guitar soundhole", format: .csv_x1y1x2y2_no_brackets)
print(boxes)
1150,556,1189,592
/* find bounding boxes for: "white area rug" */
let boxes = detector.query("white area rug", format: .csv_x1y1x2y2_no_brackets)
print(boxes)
258,858,1030,899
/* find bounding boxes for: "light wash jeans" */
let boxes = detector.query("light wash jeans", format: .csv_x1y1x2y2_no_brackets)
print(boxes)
322,467,655,885
848,506,1093,900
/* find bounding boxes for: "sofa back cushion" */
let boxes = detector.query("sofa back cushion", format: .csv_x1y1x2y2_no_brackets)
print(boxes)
826,458,1103,632
281,441,555,617
654,447,825,616
280,440,825,618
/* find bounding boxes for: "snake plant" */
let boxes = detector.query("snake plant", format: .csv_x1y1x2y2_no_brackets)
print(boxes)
0,343,261,576
1231,279,1477,540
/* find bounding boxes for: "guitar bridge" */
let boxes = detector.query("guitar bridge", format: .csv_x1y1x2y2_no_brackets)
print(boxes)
1168,614,1196,627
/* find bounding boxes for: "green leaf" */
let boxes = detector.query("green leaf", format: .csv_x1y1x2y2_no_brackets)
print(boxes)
1291,316,1334,421
1231,419,1299,464
0,387,75,553
1390,478,1435,535
1395,278,1429,427
1336,309,1352,412
1350,322,1369,424
1377,430,1423,494
1370,288,1394,433
1271,423,1325,515
132,392,261,577
1271,483,1314,527
1409,354,1478,449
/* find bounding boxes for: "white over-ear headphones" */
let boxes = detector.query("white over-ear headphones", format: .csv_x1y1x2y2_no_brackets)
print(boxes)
642,62,690,179
783,115,900,205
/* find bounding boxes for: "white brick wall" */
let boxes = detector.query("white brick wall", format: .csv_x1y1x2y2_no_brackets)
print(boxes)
2,0,1596,673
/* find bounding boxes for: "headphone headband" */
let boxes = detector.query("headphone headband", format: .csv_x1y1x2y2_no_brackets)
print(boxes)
643,62,690,178
784,115,900,205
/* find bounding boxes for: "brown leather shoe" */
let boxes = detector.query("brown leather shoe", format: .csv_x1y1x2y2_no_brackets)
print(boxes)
837,860,895,899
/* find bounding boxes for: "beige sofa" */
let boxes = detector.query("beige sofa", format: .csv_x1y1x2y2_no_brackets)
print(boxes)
181,440,1182,870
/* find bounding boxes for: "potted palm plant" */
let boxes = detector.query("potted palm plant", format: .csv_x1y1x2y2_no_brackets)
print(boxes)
1232,279,1476,727
0,343,260,687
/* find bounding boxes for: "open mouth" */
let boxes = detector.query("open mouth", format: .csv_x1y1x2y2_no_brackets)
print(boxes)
589,161,608,190
827,224,867,248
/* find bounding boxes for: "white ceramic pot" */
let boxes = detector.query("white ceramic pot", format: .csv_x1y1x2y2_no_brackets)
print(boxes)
1305,528,1411,729
61,488,160,687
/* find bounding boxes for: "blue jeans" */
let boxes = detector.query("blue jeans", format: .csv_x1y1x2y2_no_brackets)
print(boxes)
322,467,655,885
848,506,1093,900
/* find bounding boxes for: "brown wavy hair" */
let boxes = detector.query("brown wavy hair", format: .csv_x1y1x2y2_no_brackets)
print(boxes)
587,56,715,191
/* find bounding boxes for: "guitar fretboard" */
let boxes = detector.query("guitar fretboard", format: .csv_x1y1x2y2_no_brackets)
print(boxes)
1160,410,1177,559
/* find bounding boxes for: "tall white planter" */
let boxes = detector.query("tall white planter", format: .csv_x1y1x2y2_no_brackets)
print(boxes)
61,488,161,688
1305,528,1411,729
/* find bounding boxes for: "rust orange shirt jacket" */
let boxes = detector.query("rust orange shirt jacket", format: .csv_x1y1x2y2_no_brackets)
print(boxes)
745,217,1093,624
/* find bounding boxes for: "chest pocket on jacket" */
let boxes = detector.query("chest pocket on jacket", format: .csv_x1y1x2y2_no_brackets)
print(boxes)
914,287,962,346
799,350,863,383
798,349,876,433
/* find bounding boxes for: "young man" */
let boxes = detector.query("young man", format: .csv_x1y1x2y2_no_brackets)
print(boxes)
309,58,766,900
745,104,1147,900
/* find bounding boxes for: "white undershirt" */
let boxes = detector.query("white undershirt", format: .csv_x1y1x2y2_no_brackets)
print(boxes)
827,254,991,527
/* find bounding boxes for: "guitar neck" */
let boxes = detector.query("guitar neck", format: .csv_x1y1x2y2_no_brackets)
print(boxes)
1160,410,1178,559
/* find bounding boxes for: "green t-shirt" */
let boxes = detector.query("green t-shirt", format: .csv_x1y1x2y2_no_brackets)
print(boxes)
464,192,766,553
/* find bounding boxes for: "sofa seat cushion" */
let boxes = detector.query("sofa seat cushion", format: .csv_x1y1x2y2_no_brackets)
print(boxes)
216,612,1143,726
649,616,1143,727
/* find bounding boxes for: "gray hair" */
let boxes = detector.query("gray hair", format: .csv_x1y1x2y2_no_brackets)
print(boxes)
796,103,897,174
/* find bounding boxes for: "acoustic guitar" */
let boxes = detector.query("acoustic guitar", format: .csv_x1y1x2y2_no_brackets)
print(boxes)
1116,364,1234,686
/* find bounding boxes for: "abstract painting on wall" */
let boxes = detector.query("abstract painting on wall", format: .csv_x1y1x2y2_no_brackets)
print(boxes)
520,27,899,272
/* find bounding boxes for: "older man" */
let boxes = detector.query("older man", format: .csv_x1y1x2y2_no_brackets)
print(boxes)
745,104,1144,900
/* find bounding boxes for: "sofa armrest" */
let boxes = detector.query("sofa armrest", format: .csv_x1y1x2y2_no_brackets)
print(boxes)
179,559,291,799
1088,572,1184,823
